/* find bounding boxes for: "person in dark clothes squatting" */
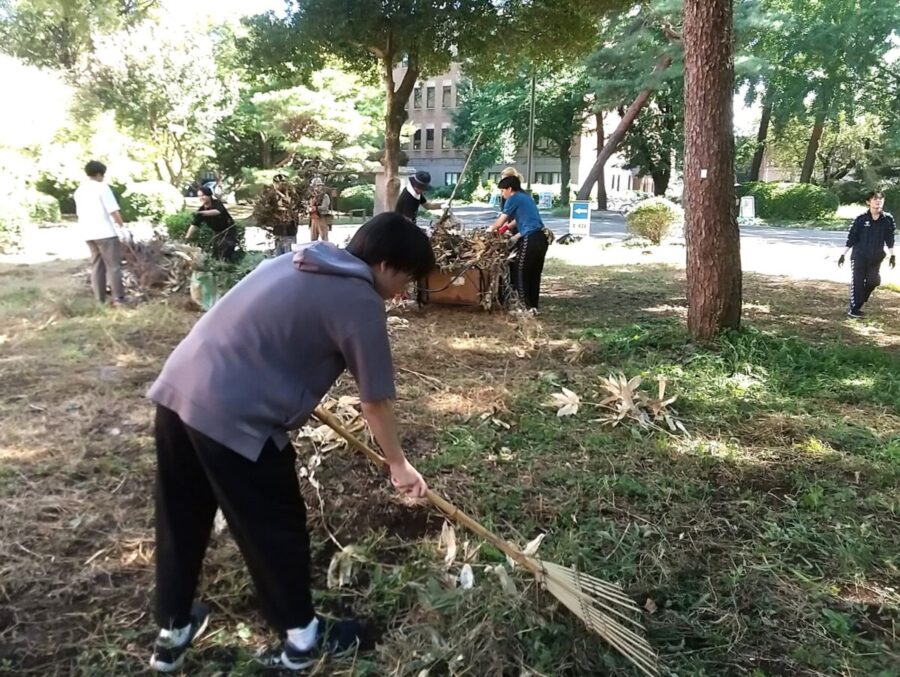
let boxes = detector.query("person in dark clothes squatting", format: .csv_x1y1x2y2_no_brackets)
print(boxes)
838,190,895,318
394,170,442,225
489,175,551,315
186,186,238,261
146,213,434,673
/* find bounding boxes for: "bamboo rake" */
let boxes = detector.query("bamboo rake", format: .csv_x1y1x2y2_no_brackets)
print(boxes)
312,407,660,676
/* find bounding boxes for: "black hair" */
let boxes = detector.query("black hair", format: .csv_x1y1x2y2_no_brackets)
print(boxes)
199,185,214,197
498,175,521,191
346,212,435,279
84,160,107,178
866,190,884,201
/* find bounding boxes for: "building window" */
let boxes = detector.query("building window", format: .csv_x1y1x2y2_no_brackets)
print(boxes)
535,137,551,151
413,86,422,109
445,172,461,186
412,129,422,151
486,172,502,184
441,127,452,149
426,85,435,109
425,128,435,150
442,84,452,108
534,172,561,184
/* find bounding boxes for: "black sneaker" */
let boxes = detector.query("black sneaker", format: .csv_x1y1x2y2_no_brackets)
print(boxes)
149,603,210,673
258,616,366,671
848,308,864,318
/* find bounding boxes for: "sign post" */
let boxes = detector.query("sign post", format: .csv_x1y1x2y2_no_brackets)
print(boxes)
569,200,592,237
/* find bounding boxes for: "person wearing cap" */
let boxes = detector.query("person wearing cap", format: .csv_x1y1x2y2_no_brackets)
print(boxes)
394,171,441,224
308,178,332,242
489,175,549,314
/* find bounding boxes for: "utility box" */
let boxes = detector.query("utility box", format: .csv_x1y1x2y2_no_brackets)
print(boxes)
417,267,502,309
739,195,756,219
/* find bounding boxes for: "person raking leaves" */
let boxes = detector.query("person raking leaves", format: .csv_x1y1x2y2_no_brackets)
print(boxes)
146,213,434,672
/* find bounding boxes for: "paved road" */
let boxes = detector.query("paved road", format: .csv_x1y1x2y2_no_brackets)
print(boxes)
449,203,849,248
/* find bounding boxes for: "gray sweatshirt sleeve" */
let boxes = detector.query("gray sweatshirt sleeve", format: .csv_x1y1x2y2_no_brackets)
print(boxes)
338,316,396,403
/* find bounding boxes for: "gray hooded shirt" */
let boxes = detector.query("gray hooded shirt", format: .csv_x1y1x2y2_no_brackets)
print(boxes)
147,242,395,460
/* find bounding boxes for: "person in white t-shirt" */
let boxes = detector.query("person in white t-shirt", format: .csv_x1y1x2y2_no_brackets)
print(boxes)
74,161,127,305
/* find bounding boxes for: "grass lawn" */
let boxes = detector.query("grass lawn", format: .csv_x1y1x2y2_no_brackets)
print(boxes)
0,258,898,675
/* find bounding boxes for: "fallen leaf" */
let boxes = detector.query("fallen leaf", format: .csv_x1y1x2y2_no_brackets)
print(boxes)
644,598,658,614
550,388,580,417
522,533,546,557
440,522,457,569
327,545,362,589
459,563,474,590
492,564,518,596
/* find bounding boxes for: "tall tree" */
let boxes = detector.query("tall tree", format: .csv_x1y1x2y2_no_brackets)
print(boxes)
577,4,683,200
0,0,157,72
618,81,683,195
248,0,495,211
683,0,741,339
77,19,234,186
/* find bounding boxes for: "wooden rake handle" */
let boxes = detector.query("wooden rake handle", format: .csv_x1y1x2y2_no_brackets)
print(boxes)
312,407,538,573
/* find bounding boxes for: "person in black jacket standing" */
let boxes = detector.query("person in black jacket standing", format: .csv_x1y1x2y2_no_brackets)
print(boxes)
838,190,896,318
394,171,441,225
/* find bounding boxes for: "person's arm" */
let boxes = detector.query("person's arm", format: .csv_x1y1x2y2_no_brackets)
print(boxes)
360,400,427,497
887,215,896,267
489,212,509,232
197,209,222,217
838,218,860,266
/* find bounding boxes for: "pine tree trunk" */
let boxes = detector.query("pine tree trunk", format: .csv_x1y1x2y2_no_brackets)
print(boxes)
595,111,607,210
559,140,572,206
748,100,771,182
576,53,674,200
683,0,742,339
800,110,826,184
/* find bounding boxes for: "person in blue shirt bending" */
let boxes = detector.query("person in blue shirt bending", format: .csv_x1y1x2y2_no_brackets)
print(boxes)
489,175,550,314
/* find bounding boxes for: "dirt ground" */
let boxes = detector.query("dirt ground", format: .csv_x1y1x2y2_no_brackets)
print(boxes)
0,250,898,675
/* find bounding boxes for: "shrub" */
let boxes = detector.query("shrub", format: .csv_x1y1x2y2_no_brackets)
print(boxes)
831,181,867,205
737,182,776,217
27,191,61,223
882,185,900,214
35,175,78,214
163,209,196,240
338,184,375,215
625,197,683,245
766,184,838,221
430,185,455,200
122,181,184,223
737,182,839,221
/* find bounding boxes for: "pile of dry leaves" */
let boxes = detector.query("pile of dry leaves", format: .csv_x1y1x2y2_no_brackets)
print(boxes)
120,236,201,298
430,214,509,274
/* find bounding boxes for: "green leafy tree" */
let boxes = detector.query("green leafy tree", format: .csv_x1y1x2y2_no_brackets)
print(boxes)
243,0,497,210
77,19,235,186
213,67,382,180
0,0,157,72
618,81,683,195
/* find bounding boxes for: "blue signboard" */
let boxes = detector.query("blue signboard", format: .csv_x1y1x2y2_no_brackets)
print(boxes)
569,200,591,237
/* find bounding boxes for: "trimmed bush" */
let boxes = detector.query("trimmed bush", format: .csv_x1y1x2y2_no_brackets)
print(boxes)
122,181,185,223
737,182,839,221
737,182,777,217
625,197,683,244
338,184,375,215
28,191,62,223
767,184,838,221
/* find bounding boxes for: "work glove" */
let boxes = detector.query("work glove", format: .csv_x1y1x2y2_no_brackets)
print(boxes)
890,255,896,269
837,254,845,268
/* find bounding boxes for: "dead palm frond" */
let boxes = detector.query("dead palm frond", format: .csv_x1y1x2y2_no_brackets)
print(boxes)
313,407,660,676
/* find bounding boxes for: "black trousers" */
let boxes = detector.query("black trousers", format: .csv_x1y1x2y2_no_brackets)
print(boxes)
154,404,315,632
509,230,549,309
849,256,883,311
